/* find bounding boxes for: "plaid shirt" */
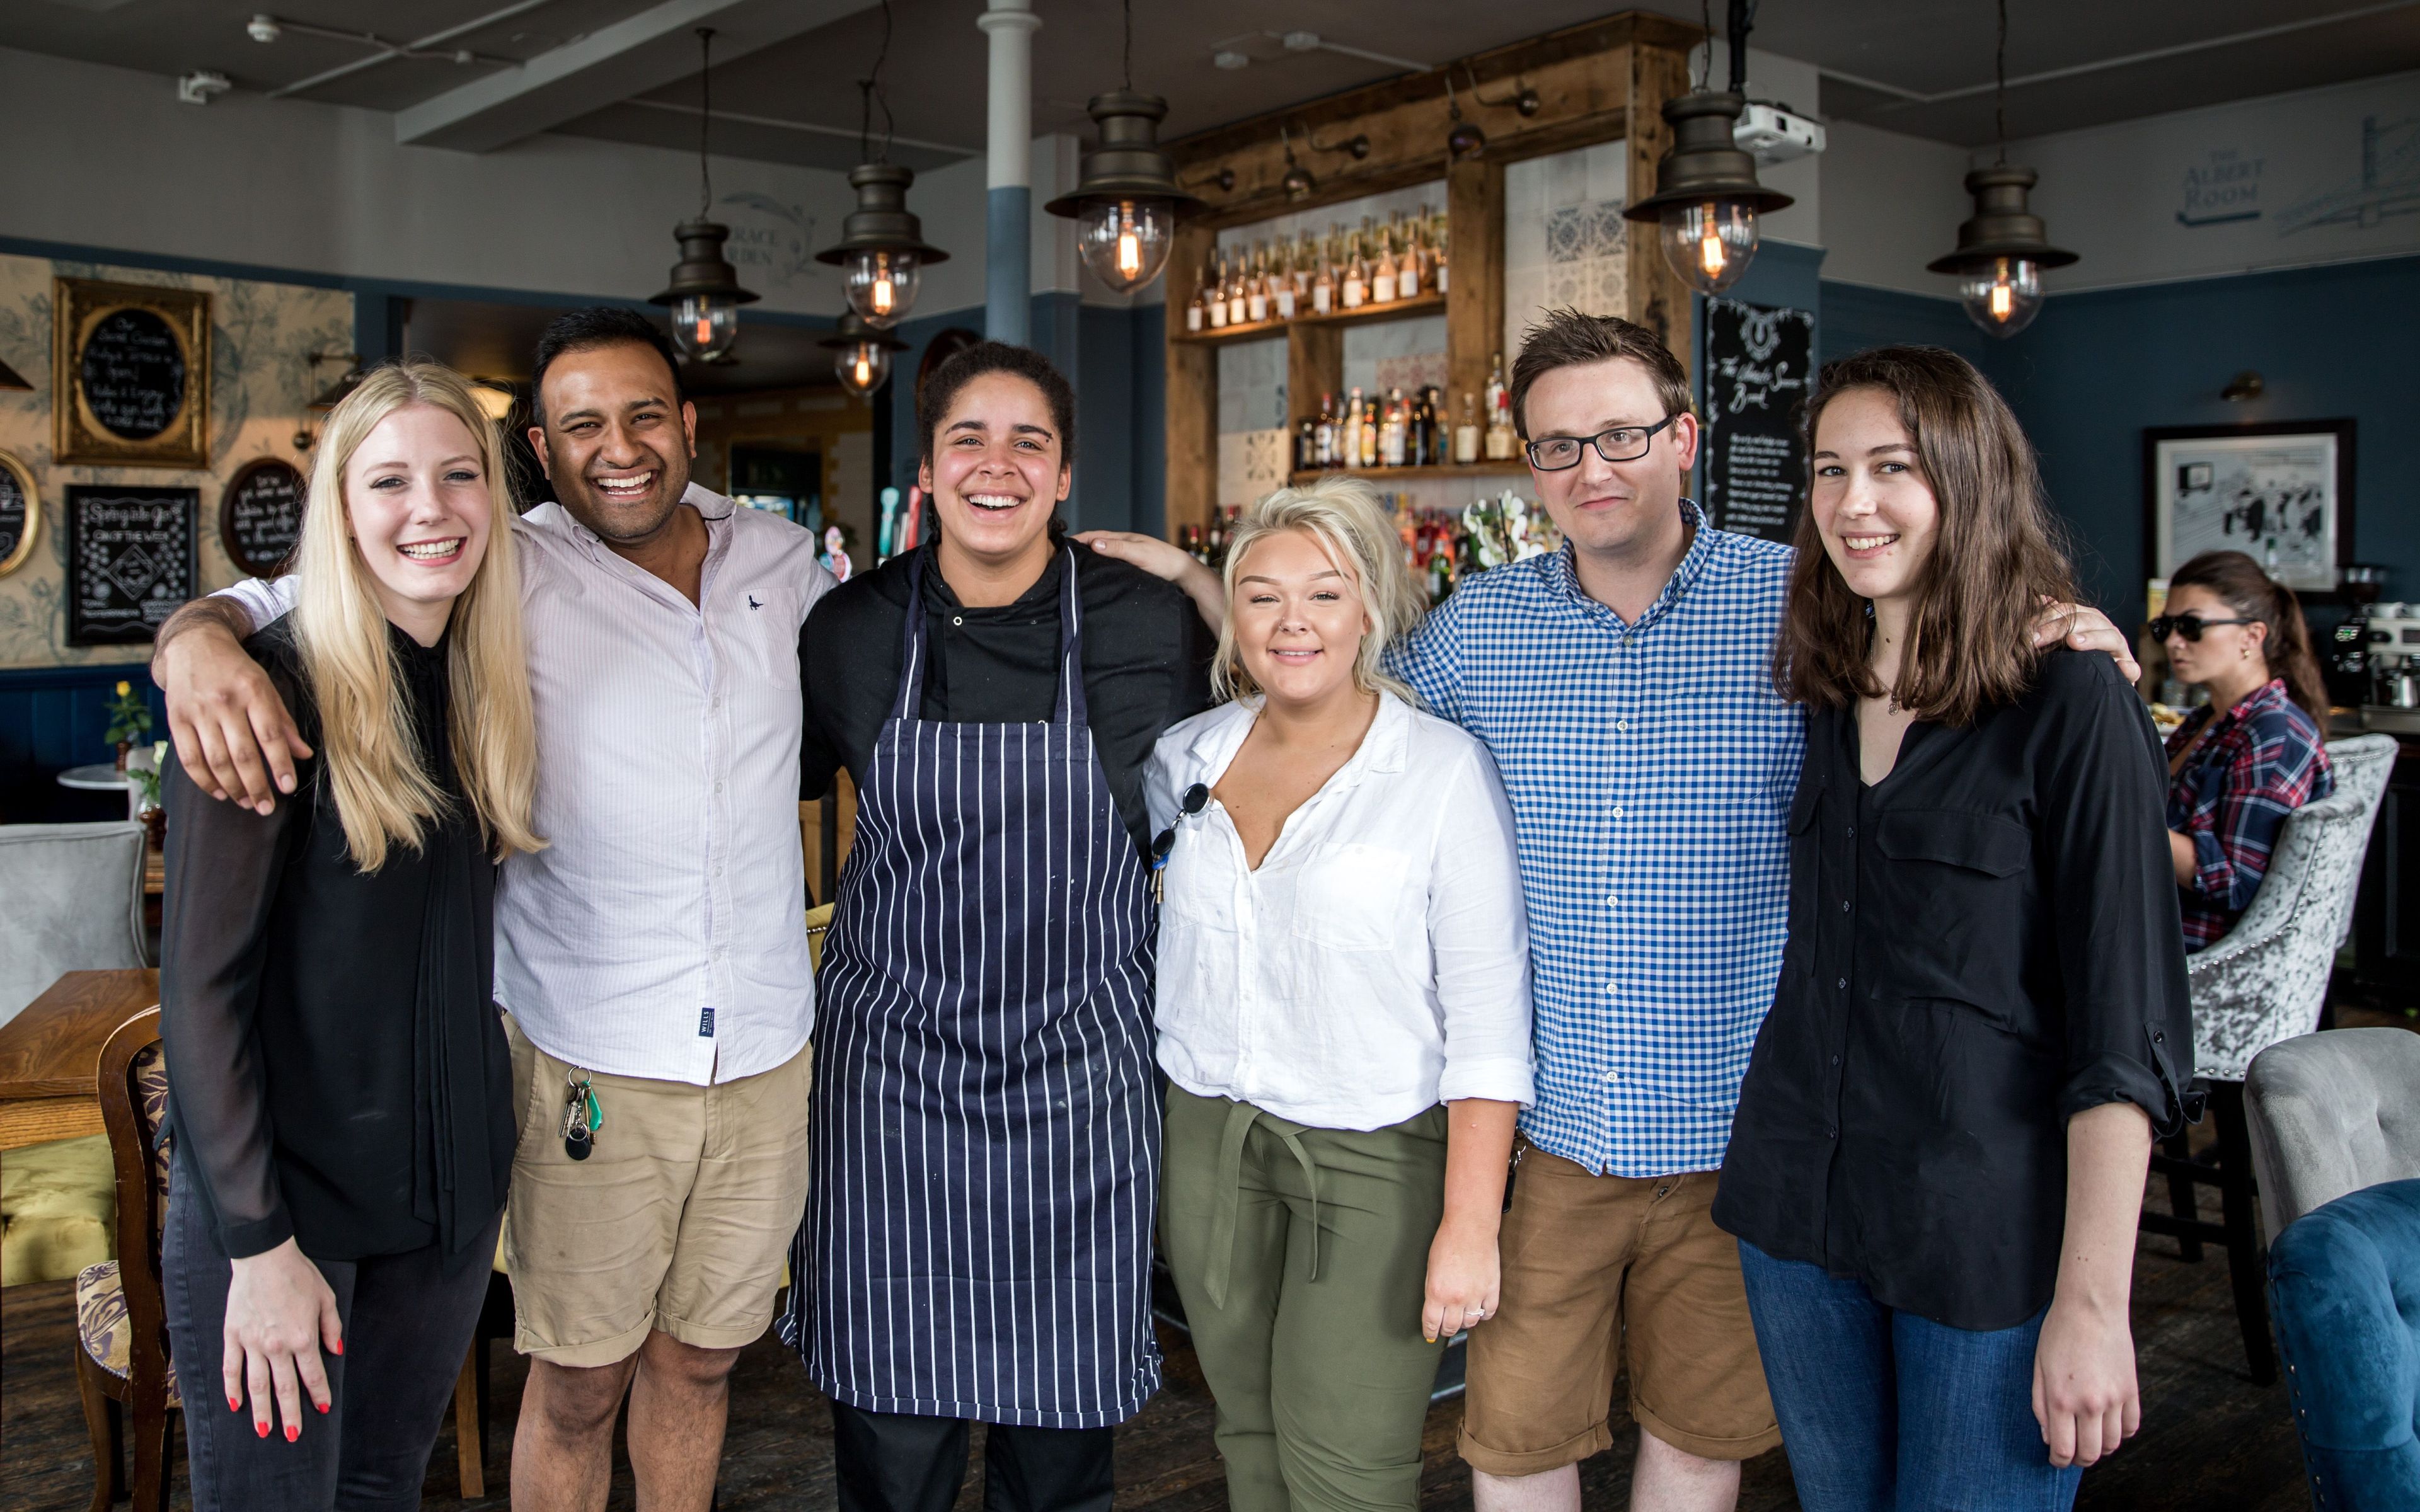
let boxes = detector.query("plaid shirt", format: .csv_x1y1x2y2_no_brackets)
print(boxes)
1390,503,1802,1177
2164,679,2334,951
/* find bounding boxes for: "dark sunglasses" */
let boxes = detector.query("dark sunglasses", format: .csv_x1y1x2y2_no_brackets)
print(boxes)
2151,614,2257,642
1150,783,1210,870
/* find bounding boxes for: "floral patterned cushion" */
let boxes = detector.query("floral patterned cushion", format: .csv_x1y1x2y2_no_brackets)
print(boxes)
132,1041,171,1206
74,1259,180,1407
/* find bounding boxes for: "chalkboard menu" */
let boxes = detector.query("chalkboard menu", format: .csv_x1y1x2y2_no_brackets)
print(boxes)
0,451,35,576
1702,297,1815,544
220,457,308,578
66,486,198,646
81,308,187,441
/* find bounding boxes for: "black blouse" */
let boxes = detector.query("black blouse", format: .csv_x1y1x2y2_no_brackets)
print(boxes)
159,617,514,1264
1715,650,2194,1331
799,542,1218,852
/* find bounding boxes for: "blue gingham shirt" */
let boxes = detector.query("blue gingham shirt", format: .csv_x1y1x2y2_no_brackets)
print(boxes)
1392,503,1802,1176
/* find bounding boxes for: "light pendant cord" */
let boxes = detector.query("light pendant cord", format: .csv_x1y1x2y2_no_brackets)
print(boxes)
860,0,896,163
1123,0,1134,90
1698,0,1712,91
1995,0,2008,163
696,28,713,217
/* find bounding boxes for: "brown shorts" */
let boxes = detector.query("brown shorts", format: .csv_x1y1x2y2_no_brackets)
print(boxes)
1460,1143,1778,1473
503,1016,813,1368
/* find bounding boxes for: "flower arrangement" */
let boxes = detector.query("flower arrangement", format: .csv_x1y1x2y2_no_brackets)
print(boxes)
105,680,154,770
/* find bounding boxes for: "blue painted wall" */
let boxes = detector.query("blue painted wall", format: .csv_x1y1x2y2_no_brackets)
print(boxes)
0,663,165,822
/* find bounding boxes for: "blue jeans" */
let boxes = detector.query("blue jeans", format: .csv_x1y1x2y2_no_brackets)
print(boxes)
1737,1240,2082,1512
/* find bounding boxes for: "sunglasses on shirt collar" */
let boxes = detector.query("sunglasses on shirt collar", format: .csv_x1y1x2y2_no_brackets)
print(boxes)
2150,614,2257,642
1150,784,1210,871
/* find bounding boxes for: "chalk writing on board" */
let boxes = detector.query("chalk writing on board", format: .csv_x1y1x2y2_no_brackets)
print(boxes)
66,486,198,646
79,308,188,442
220,459,308,578
0,454,32,575
1702,298,1814,544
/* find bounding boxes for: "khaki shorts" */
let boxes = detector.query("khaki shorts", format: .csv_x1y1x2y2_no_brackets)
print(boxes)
1461,1143,1778,1473
504,1016,812,1368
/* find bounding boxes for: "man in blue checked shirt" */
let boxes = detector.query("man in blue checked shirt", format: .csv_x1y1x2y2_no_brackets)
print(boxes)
1086,309,2136,1512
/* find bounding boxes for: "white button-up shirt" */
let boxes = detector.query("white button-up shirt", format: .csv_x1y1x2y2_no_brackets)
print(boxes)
1145,693,1536,1131
217,484,834,1085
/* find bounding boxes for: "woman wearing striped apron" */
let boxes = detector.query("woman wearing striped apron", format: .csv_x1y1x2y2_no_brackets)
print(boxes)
785,342,1215,1512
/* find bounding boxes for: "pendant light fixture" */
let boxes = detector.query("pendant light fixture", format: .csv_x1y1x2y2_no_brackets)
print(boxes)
1279,124,1315,202
1621,0,1793,296
1928,0,2075,337
650,28,757,363
1043,0,1200,294
815,1,946,329
821,312,909,398
1444,67,1485,161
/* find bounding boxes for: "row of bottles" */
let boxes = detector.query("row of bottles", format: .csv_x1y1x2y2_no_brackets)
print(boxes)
1177,488,1560,610
1185,207,1449,333
1289,357,1523,472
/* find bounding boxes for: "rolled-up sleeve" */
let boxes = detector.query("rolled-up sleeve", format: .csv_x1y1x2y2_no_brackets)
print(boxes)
210,572,296,629
2044,660,2193,1135
1427,743,1535,1108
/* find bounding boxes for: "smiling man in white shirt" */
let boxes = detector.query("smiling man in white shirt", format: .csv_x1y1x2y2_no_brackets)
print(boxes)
151,309,833,1512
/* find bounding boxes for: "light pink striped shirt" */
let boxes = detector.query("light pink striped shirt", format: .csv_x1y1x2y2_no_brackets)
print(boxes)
217,484,835,1085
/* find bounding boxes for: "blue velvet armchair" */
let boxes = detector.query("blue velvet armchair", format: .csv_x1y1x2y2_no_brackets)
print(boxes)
2268,1179,2420,1511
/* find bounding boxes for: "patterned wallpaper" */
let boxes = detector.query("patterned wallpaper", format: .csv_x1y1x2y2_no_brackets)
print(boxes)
0,252,352,669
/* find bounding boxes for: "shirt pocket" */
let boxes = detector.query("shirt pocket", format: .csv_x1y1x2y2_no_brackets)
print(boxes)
1288,842,1412,952
1870,808,2034,1013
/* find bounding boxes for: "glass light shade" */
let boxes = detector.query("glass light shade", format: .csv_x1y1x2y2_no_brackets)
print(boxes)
1957,256,2044,337
836,340,892,397
1657,200,1760,295
669,293,741,361
1076,197,1175,294
844,249,921,329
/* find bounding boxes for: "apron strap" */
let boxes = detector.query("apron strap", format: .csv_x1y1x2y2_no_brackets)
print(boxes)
891,546,934,723
890,544,1090,731
1204,1097,1322,1312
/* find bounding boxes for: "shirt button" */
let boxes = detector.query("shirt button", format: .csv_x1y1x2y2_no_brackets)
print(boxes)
1616,719,1629,731
1601,1068,1620,1082
1837,976,1848,990
1828,1126,1839,1139
952,615,964,626
1841,900,1851,912
1612,805,1625,818
1830,1054,1841,1066
1845,825,1855,839
1605,893,1619,907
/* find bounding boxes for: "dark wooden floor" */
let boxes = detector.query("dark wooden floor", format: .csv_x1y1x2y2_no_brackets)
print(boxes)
0,1161,2319,1512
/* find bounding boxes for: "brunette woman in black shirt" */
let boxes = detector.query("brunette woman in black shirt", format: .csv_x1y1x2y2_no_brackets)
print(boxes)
159,363,541,1511
1715,348,2191,1511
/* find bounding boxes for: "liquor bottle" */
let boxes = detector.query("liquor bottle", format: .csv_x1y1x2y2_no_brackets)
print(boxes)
1398,216,1422,300
1484,375,1517,462
1272,239,1298,320
1483,352,1507,422
1372,220,1398,304
1342,232,1368,309
1379,389,1405,466
1313,392,1334,467
1207,253,1230,329
1296,412,1317,471
1411,386,1434,466
1246,241,1270,324
1360,389,1380,467
1226,251,1248,327
1432,208,1450,294
1185,266,1207,333
1344,387,1364,466
1294,232,1317,309
1455,391,1481,464
1204,511,1226,566
1312,231,1337,315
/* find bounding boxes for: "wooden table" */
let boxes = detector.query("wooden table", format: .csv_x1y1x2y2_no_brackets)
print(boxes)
0,970,159,1152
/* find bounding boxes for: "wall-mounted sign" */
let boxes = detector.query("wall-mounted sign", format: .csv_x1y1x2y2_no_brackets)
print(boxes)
1701,297,1814,544
2145,419,2355,595
66,485,199,646
53,278,212,469
0,449,38,578
219,456,308,578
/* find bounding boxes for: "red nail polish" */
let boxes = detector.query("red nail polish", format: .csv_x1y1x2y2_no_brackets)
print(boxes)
229,1395,242,1412
331,1339,343,1356
255,1421,269,1439
284,1424,299,1443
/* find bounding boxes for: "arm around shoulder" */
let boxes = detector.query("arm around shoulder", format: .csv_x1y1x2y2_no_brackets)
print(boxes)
154,588,311,814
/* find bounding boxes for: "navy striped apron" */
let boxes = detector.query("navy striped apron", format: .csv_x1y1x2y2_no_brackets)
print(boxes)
783,546,1163,1429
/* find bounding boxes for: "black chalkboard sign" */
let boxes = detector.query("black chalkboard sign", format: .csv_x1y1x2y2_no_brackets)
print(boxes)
220,458,307,578
66,486,199,646
0,452,35,576
79,307,188,442
1702,298,1815,544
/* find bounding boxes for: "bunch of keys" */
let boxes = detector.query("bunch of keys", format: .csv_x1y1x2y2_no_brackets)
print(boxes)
560,1074,603,1160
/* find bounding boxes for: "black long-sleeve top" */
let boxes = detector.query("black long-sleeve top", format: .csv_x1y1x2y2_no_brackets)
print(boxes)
1715,650,2195,1331
799,542,1218,853
158,617,514,1264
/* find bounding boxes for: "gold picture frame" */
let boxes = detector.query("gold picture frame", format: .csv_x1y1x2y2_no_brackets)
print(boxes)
0,449,38,576
53,277,212,469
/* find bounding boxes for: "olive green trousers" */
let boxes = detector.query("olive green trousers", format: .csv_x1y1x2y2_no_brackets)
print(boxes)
1160,1085,1449,1512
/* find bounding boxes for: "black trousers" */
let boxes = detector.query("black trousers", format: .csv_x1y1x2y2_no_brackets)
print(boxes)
831,1400,1115,1512
162,1157,500,1512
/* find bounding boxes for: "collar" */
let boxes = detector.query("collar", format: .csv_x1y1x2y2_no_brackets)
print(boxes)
1540,498,1714,631
921,540,1067,617
2206,677,2295,734
1180,690,1413,793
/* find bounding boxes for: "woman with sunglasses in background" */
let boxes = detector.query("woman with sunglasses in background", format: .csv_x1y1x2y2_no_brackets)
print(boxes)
1146,478,1533,1512
2157,549,2336,951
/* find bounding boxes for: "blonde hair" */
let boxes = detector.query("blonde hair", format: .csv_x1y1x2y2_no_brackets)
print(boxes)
291,362,543,871
1213,475,1424,704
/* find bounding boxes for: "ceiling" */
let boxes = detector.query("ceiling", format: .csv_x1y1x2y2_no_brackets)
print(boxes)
15,0,2420,167
406,297,838,391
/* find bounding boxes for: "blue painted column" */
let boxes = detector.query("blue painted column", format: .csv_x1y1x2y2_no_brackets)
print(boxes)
976,0,1039,346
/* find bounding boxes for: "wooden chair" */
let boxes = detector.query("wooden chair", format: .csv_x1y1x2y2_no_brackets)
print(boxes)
72,1006,175,1512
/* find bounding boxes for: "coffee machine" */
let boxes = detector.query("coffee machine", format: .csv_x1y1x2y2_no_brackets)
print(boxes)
2361,602,2420,733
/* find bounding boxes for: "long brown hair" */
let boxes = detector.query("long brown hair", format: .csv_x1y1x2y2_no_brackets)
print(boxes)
2167,549,2331,724
1772,346,2078,726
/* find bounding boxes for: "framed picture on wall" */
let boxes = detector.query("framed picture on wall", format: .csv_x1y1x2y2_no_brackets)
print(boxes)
52,277,213,469
2145,419,2354,594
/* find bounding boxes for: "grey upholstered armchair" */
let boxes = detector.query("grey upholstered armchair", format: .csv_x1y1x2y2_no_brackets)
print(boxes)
0,821,149,1028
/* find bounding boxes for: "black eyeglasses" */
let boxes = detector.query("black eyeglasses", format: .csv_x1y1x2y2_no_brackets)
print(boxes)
2150,614,2257,642
1525,415,1680,471
1150,784,1210,871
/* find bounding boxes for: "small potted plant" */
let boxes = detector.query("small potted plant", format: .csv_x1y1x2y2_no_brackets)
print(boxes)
105,680,153,773
128,741,167,847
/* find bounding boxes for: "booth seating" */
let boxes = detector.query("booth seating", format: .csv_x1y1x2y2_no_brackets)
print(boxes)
2247,1029,2420,1512
2138,735,2399,1385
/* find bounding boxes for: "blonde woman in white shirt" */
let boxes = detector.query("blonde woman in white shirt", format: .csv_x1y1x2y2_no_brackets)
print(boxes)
1148,477,1533,1512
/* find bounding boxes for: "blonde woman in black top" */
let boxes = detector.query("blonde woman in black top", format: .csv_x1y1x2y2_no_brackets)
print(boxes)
160,362,541,1511
1715,347,2191,1511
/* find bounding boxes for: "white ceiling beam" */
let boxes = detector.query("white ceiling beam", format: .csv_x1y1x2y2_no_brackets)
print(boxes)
395,0,877,153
